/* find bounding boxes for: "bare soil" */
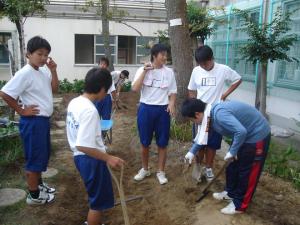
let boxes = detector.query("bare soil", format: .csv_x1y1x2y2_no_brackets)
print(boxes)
1,92,299,225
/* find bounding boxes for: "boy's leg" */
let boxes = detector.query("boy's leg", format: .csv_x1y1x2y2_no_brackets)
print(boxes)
26,171,40,191
158,147,167,172
135,103,154,181
225,159,239,198
87,209,102,225
141,145,150,170
205,147,216,168
233,135,270,211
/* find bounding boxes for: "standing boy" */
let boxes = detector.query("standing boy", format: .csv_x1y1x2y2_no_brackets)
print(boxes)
111,70,129,109
95,57,117,119
188,45,242,181
181,99,270,214
0,36,58,204
66,68,124,225
132,43,177,185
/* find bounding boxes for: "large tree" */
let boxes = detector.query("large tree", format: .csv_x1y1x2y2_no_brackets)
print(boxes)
0,0,49,67
166,0,194,122
237,8,298,117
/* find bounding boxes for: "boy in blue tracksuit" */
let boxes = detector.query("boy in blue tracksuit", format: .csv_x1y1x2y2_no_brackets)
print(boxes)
0,36,58,205
181,99,270,215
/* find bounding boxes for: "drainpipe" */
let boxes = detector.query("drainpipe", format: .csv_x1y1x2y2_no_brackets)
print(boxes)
225,4,233,65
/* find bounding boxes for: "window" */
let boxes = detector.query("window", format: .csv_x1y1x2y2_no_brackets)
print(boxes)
0,33,11,64
136,36,155,64
95,35,116,64
275,1,300,89
117,36,136,64
75,34,94,64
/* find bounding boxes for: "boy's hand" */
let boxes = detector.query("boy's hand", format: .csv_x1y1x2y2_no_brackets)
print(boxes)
143,62,154,71
21,105,40,116
224,152,237,161
46,57,57,73
184,152,195,164
167,104,175,117
107,155,124,169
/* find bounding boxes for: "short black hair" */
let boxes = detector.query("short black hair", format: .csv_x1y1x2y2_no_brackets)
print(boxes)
151,43,169,62
27,36,51,54
84,68,112,94
195,45,214,63
121,70,129,78
99,57,109,67
181,98,207,118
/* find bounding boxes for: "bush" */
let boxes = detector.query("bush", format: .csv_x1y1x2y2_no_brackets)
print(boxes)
265,143,300,189
0,80,7,89
170,119,193,142
72,79,84,94
0,136,23,167
59,78,85,94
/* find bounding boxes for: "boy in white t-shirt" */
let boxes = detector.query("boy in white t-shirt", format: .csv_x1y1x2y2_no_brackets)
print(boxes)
188,45,242,182
0,36,59,205
111,70,129,109
132,43,177,185
66,68,124,225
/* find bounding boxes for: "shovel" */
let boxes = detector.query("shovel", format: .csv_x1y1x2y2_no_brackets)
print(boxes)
196,160,231,203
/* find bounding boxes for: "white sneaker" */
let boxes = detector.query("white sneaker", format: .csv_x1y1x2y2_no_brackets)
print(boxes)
26,191,55,205
39,182,56,194
156,171,168,185
192,163,202,183
212,191,233,201
221,201,243,215
134,168,151,181
204,167,214,182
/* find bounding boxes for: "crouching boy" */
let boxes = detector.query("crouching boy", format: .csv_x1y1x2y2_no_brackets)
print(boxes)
181,99,270,215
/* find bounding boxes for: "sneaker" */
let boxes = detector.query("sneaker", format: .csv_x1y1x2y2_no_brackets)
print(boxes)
156,171,168,185
39,182,56,194
83,222,105,225
204,167,214,182
192,163,202,183
26,191,55,205
220,201,243,215
212,191,233,201
134,168,151,181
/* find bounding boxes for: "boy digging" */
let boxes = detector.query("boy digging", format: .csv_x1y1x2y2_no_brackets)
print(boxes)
66,68,124,225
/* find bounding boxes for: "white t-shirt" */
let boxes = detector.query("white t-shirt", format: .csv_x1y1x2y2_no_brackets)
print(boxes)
188,63,241,104
111,71,121,84
66,95,106,156
1,64,53,117
133,66,177,105
108,79,116,95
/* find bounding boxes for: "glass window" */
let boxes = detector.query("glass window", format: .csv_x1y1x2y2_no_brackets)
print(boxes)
0,33,11,64
74,34,94,64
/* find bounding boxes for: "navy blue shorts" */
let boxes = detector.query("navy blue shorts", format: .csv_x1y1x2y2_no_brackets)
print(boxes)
19,116,51,172
192,124,222,150
95,94,112,120
74,155,114,211
137,103,170,148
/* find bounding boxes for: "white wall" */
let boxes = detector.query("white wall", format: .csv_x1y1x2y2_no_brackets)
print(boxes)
21,17,167,81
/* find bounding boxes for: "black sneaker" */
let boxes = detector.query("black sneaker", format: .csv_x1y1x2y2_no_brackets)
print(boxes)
38,182,56,194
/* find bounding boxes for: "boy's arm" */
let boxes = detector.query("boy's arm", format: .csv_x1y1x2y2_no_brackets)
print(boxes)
0,91,39,116
46,57,59,93
132,63,153,92
221,79,242,101
188,90,197,98
76,146,124,168
167,93,176,117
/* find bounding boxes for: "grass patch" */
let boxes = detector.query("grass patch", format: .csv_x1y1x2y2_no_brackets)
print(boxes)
0,136,23,167
265,142,300,189
170,119,193,142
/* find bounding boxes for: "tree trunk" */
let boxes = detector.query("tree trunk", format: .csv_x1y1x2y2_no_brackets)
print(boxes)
259,63,268,117
15,18,26,67
101,0,114,71
255,65,261,109
166,0,194,122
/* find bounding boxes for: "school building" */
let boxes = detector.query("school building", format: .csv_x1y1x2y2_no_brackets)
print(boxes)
0,0,167,81
0,0,299,134
206,0,300,134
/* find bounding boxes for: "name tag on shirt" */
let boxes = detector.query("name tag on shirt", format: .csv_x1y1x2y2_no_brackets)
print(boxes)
201,77,216,86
